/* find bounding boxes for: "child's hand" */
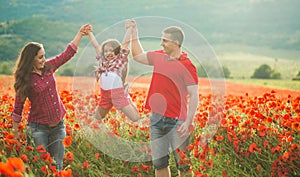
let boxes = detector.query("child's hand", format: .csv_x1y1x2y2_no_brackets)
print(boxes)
85,23,93,33
80,23,92,36
125,19,136,30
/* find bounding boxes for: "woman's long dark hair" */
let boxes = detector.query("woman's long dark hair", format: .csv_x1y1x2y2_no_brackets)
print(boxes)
13,42,43,100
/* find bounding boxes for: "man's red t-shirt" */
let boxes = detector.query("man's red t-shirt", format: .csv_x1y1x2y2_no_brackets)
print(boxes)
146,50,198,120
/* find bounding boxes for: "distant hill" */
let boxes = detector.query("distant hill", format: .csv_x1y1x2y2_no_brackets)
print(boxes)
0,0,300,79
1,0,300,54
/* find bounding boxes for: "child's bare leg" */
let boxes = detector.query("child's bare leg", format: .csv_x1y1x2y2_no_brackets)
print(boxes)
129,97,139,115
95,106,110,120
120,84,140,122
120,104,140,122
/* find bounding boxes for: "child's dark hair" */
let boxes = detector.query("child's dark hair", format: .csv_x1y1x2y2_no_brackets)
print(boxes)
101,39,121,55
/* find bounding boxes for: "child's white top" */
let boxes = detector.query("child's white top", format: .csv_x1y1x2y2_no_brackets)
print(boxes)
100,71,123,90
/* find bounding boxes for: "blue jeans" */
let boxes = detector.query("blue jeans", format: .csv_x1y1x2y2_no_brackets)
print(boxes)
27,120,66,171
150,112,191,172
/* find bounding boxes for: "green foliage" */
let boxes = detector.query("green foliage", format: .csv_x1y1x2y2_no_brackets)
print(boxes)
0,16,80,62
1,0,300,57
0,33,24,61
0,1,299,79
222,66,231,78
227,78,300,91
59,67,74,76
271,71,282,79
196,65,208,78
292,71,300,81
196,64,231,78
0,61,13,75
251,64,282,80
252,64,272,79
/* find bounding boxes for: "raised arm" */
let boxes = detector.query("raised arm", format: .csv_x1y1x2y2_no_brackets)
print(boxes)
129,20,149,65
87,27,101,55
72,23,91,47
121,21,133,49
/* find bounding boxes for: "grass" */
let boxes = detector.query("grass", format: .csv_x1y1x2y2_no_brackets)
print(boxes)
226,78,300,91
218,52,300,80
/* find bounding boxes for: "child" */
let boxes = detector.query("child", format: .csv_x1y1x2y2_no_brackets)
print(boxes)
88,21,140,122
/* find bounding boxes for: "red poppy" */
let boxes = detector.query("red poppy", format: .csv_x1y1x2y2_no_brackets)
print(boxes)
272,145,282,154
41,165,50,175
198,152,206,162
215,135,224,141
63,136,72,147
281,151,290,162
205,159,213,168
222,170,227,176
95,153,100,159
57,169,72,177
26,145,34,151
40,153,53,164
73,123,81,131
5,132,14,139
131,165,140,173
36,145,46,153
20,154,29,163
249,143,261,153
65,151,74,162
6,157,25,173
289,144,298,152
65,124,72,135
141,164,151,173
257,125,267,137
0,162,9,176
179,151,187,160
83,161,89,168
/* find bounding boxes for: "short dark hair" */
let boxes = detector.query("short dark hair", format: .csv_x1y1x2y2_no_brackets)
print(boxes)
163,26,184,47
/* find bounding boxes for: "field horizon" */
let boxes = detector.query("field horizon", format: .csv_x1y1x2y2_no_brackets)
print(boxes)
1,75,299,98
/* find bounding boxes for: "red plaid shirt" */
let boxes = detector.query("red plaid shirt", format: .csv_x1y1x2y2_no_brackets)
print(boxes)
11,43,78,124
95,48,129,82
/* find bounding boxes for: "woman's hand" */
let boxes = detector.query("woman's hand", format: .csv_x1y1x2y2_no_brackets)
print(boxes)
12,121,20,140
72,23,92,46
80,23,92,36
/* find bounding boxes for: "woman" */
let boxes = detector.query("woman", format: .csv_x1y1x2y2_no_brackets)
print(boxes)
11,23,91,171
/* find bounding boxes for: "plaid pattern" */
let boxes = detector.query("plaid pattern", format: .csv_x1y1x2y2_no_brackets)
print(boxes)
95,48,129,82
12,43,77,124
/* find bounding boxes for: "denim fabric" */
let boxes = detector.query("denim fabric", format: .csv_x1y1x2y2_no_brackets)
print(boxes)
150,112,191,172
27,120,66,171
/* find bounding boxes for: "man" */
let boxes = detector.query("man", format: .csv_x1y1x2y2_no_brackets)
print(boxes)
129,20,199,177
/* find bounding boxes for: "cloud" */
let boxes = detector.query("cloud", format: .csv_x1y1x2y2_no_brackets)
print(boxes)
249,0,274,3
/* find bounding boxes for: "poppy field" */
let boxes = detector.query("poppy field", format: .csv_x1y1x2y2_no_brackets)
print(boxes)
0,75,299,177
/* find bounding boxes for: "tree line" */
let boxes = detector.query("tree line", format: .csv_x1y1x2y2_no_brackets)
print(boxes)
1,16,299,80
1,59,299,80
